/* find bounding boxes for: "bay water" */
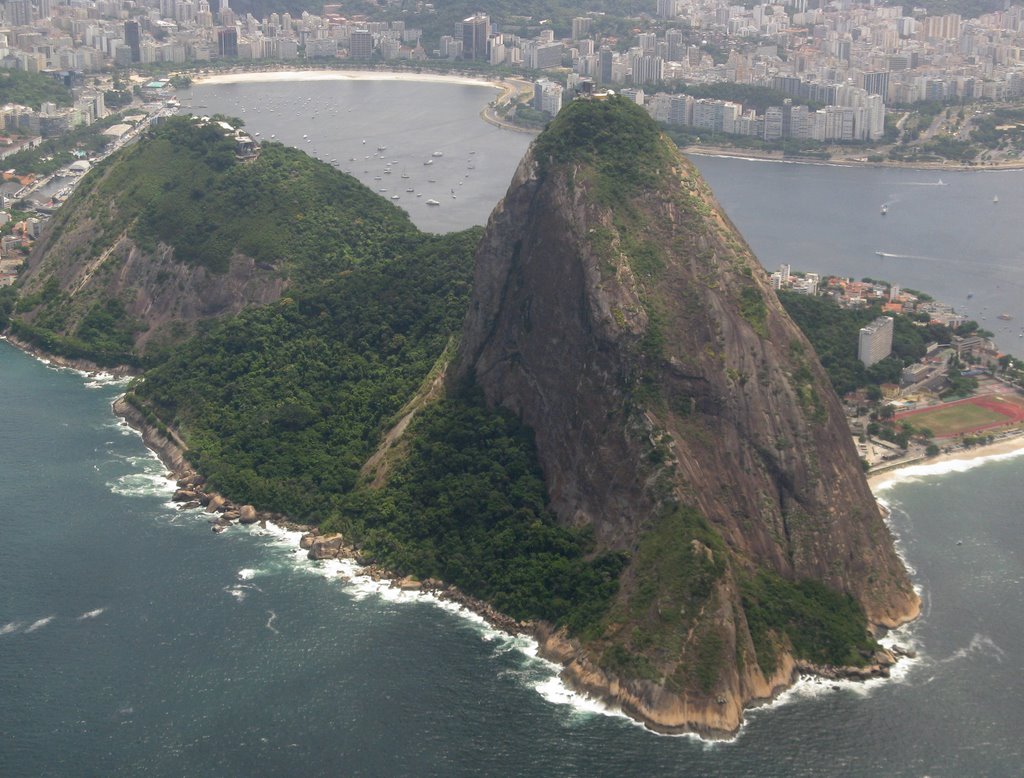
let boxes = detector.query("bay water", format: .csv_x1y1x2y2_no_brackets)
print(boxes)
2,78,1023,775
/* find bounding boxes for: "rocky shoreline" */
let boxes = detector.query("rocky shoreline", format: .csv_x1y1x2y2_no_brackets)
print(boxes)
111,390,918,739
0,335,922,739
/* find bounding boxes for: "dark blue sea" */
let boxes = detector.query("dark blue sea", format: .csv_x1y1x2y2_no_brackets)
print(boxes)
2,78,1023,775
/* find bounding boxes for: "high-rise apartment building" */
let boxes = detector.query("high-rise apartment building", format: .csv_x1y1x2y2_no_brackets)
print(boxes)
349,29,373,58
124,21,141,62
858,316,894,367
461,13,489,60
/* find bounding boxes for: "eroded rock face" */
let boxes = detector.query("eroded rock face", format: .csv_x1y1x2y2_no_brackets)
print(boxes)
450,99,919,734
19,230,286,354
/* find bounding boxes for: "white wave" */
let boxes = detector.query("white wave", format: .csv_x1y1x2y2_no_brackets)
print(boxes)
76,608,106,620
266,610,280,634
938,633,1005,665
237,568,257,580
533,676,620,716
224,585,249,602
24,616,55,633
0,621,23,636
872,444,1024,493
83,372,130,389
254,516,928,741
108,471,179,498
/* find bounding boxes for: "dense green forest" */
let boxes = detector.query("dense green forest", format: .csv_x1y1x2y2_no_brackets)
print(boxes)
93,117,417,277
132,228,479,518
0,69,72,110
323,395,628,633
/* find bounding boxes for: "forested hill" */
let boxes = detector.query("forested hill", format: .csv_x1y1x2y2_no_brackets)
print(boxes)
13,116,423,365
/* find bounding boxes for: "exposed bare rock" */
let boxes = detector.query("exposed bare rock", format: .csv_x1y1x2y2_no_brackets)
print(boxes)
306,533,345,560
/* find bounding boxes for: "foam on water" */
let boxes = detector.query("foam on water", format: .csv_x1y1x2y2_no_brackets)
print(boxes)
937,633,1006,665
265,610,280,634
237,569,257,580
76,608,106,620
1,621,23,636
24,616,55,633
224,583,261,602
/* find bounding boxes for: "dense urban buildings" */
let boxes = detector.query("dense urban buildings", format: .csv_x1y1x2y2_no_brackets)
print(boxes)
4,1,1024,147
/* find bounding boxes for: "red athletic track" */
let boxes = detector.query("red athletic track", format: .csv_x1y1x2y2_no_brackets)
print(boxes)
896,394,1024,438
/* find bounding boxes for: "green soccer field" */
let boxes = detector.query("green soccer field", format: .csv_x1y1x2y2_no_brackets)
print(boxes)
901,402,1009,437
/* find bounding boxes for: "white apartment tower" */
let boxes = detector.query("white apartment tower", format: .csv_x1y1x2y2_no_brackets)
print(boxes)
858,316,895,367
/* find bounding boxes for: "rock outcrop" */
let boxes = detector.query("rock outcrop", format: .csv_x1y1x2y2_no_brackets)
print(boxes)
450,97,919,735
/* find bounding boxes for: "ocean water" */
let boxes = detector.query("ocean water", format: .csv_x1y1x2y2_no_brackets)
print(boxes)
4,79,1024,775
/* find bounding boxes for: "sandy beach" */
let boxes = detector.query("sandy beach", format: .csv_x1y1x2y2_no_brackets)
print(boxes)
869,432,1024,492
192,69,501,90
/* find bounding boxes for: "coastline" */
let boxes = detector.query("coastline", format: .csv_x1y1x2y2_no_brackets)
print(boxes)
107,373,922,740
868,432,1024,491
684,144,1024,172
185,66,1024,170
1,335,929,739
192,69,500,90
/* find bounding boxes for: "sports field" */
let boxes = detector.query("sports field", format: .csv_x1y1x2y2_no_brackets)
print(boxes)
897,394,1024,437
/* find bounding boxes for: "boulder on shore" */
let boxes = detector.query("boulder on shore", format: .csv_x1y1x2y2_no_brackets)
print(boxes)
206,495,226,513
307,533,344,560
238,505,258,524
398,576,422,591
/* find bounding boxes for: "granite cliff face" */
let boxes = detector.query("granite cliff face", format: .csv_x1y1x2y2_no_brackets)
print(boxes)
450,98,919,734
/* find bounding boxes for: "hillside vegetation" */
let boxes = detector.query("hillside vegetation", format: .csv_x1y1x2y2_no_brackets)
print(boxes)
13,117,420,365
0,68,72,110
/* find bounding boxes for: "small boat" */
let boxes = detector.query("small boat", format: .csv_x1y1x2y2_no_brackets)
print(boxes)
377,145,387,151
432,151,444,157
406,188,414,193
881,204,887,215
424,160,433,166
391,195,400,200
426,199,440,206
998,313,1013,321
993,195,999,203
